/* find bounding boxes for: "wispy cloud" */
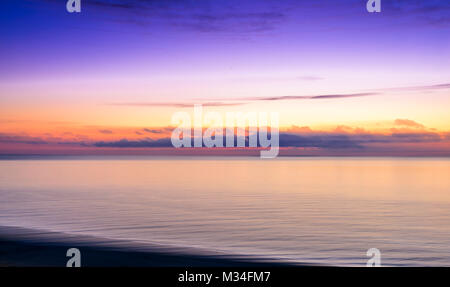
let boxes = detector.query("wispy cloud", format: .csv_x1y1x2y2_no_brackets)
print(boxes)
381,83,450,92
98,129,114,134
384,0,450,26
394,119,425,128
108,92,377,108
107,101,244,108
45,0,288,34
241,93,377,101
296,76,324,81
142,127,172,134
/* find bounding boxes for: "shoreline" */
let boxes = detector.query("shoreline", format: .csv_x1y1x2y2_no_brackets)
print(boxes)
0,226,299,267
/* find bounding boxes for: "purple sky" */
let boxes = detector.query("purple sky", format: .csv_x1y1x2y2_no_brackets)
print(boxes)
1,0,449,87
0,0,449,156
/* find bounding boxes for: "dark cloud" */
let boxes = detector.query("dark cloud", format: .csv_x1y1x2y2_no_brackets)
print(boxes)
94,138,172,148
1,127,446,152
279,133,362,149
88,130,447,150
56,0,289,34
0,133,47,145
88,0,137,10
42,0,450,38
384,0,450,26
169,11,285,33
57,141,90,147
390,132,442,143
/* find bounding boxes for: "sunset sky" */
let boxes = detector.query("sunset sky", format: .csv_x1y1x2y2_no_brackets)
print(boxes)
1,0,449,156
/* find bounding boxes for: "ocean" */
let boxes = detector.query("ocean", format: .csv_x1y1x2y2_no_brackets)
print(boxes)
1,156,449,266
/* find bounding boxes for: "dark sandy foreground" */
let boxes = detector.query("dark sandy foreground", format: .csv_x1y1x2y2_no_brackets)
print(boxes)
0,226,297,267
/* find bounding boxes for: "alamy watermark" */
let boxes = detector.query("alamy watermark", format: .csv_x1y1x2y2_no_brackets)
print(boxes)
66,1,380,14
366,248,381,267
171,105,279,158
366,0,381,13
66,0,81,13
66,248,81,267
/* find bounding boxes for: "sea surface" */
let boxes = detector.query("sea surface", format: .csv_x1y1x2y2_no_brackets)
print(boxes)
1,156,450,266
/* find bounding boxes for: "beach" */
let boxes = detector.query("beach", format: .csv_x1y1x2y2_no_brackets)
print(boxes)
0,226,291,267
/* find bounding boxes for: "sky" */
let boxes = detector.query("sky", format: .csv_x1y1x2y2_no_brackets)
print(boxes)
0,0,449,156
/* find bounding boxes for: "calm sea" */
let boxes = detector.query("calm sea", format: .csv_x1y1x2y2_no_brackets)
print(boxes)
1,157,449,266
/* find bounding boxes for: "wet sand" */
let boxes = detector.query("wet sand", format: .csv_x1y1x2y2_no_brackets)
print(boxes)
0,226,296,267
